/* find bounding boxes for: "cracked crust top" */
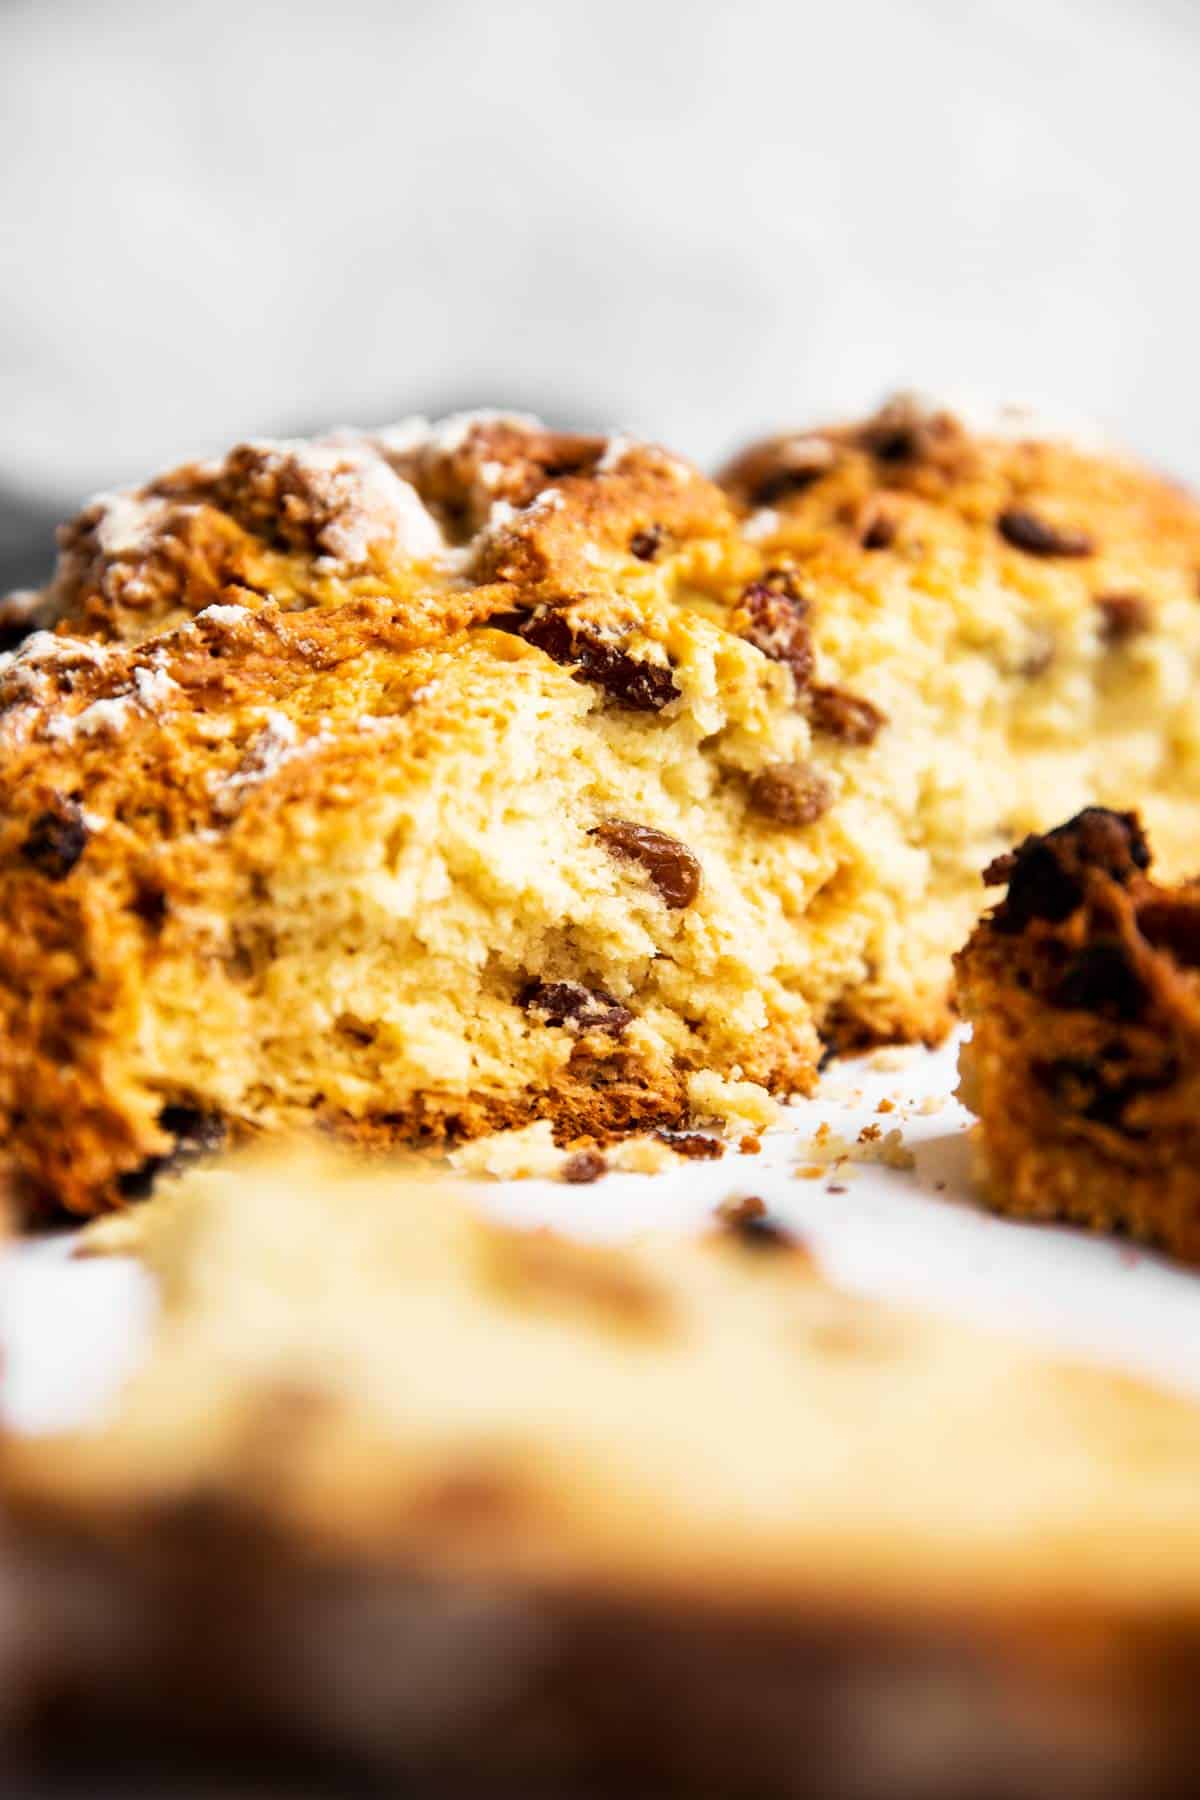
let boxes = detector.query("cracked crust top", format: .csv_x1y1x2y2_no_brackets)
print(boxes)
24,413,746,646
720,392,1200,615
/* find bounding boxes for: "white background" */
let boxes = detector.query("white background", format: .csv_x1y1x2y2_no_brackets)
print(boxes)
1,0,1199,503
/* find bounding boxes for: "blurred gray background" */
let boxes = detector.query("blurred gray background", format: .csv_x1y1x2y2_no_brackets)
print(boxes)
1,0,1198,585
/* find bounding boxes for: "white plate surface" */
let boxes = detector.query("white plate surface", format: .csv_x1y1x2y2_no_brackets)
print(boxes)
5,1029,1200,1434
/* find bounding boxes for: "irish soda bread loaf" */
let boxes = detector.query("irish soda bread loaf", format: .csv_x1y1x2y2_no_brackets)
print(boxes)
955,807,1200,1263
5,401,1200,1215
9,1157,1200,1794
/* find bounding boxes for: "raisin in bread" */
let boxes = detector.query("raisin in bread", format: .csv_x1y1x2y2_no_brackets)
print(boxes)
8,1157,1200,1795
955,807,1200,1262
7,402,1200,1216
0,417,875,1216
719,395,1200,1045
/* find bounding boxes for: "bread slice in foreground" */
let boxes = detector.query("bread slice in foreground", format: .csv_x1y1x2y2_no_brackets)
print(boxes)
955,807,1200,1262
9,1155,1200,1794
7,401,1200,1217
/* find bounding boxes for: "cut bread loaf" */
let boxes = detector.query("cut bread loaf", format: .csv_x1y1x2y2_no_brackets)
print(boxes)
6,400,1200,1215
955,807,1200,1262
9,1157,1200,1794
719,396,1200,1044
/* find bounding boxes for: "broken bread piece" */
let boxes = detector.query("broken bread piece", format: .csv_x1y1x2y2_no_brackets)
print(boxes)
10,1156,1200,1794
0,420,848,1218
719,395,1200,1046
9,401,1200,1217
955,807,1200,1263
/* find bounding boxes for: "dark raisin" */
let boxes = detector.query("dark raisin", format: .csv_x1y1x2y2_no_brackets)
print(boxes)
748,438,835,506
117,1105,226,1199
717,1194,795,1248
856,396,957,464
629,526,662,561
733,572,813,687
1050,939,1147,1021
1031,1055,1176,1135
808,684,886,745
1095,592,1150,643
747,763,833,826
132,879,167,930
997,508,1094,558
1136,896,1200,969
519,979,632,1036
561,1149,607,1184
517,611,680,712
593,819,702,909
861,511,896,550
21,802,88,880
654,1131,724,1161
986,809,1150,930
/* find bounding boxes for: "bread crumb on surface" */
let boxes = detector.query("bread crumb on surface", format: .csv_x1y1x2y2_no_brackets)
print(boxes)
685,1070,779,1136
449,1120,564,1179
606,1136,683,1175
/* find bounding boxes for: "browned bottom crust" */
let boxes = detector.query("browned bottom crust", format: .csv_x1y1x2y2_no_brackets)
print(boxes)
6,1501,1200,1799
323,1060,694,1152
954,808,1200,1263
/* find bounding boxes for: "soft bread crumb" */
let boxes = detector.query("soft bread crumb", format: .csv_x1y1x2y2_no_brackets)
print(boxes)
607,1136,684,1175
686,1070,778,1136
874,1129,916,1172
449,1121,564,1179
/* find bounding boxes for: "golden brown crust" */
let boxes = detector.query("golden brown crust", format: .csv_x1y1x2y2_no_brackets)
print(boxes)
0,426,795,1220
29,415,743,647
954,809,1200,1261
9,399,1200,1217
719,393,1200,560
718,393,1200,1048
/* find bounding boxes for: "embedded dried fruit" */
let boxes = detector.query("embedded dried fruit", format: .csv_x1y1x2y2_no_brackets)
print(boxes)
561,1148,607,1183
593,819,702,909
519,979,632,1036
746,437,835,506
654,1131,723,1161
717,1194,796,1248
860,510,897,550
20,802,89,880
984,808,1150,930
997,508,1094,558
732,571,813,687
856,396,958,464
747,764,833,827
1030,1054,1176,1136
628,526,662,561
807,684,886,745
1050,940,1147,1021
516,612,679,712
117,1105,227,1200
1095,591,1151,643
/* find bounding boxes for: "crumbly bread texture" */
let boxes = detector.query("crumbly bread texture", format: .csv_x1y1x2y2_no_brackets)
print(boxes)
10,1158,1200,1794
6,399,1200,1216
720,395,1200,1042
955,808,1200,1262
